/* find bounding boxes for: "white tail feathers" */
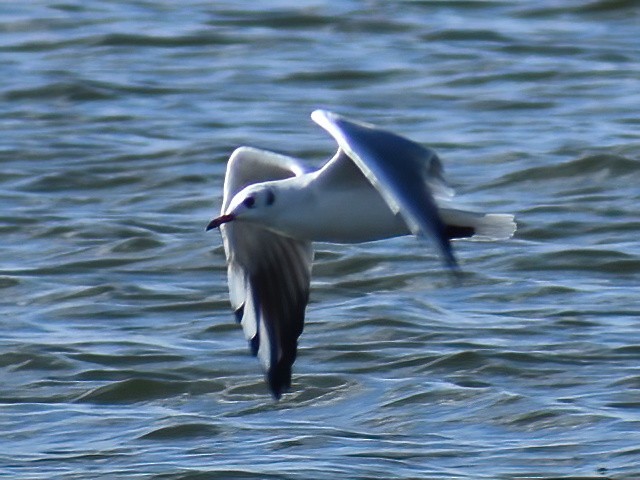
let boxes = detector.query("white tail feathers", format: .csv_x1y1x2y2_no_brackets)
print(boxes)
439,208,516,241
472,213,517,240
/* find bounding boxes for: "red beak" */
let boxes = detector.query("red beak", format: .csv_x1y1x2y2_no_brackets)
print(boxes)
206,213,235,231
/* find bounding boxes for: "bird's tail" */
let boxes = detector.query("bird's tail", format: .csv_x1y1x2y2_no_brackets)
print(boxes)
439,208,516,241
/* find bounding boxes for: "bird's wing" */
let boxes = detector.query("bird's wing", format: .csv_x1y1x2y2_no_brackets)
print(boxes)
311,110,457,269
219,147,313,398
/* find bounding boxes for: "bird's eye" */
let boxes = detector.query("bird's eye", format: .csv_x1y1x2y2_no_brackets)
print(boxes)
243,196,256,208
266,189,275,206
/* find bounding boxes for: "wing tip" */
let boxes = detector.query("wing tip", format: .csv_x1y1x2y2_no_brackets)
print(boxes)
249,334,259,356
311,109,336,133
311,108,330,122
233,305,244,323
443,245,460,273
267,363,293,400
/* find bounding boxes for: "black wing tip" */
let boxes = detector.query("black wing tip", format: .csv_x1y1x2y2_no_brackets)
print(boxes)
442,225,479,278
266,364,293,400
249,335,259,357
442,246,465,282
440,239,461,275
445,256,460,275
233,305,244,324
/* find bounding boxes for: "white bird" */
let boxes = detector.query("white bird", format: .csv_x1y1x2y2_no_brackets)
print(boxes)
207,110,515,398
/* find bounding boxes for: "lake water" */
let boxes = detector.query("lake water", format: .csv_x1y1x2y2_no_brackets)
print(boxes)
1,1,639,479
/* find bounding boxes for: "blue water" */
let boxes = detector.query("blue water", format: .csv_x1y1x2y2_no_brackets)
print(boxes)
1,1,639,479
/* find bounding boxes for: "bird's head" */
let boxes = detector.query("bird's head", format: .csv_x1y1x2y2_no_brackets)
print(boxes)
206,184,278,231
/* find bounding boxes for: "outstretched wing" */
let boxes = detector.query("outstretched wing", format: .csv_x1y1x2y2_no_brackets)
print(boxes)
312,110,457,269
218,147,313,398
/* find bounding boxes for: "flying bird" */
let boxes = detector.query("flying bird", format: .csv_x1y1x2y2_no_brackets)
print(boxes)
207,110,515,398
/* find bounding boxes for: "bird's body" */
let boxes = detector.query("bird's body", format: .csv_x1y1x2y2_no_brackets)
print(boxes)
208,110,516,398
250,159,410,243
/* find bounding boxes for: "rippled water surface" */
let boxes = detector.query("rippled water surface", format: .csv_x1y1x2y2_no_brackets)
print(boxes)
2,1,639,479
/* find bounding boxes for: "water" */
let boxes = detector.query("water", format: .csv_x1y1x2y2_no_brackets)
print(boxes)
1,1,639,479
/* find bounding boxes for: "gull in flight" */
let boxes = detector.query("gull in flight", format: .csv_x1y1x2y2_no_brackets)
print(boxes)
207,110,515,398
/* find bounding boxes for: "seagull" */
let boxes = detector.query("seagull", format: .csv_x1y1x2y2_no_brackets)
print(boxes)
207,110,515,399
